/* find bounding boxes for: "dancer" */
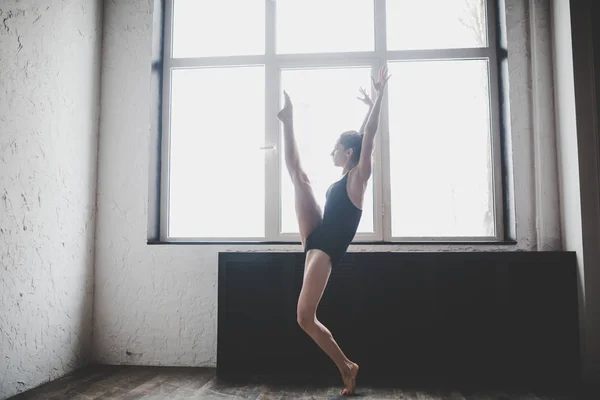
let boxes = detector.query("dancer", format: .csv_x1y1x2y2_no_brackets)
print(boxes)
277,66,391,396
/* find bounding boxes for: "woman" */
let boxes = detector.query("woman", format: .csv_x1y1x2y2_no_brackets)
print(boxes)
277,66,391,396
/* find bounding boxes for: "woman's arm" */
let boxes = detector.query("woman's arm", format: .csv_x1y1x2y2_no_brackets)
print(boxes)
357,87,374,135
357,66,391,179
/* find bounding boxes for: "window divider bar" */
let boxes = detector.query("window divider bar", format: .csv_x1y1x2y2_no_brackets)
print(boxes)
374,0,388,53
264,0,279,241
167,55,269,68
367,63,384,242
376,60,393,242
165,48,493,69
373,0,389,240
384,47,492,61
265,64,280,241
265,0,276,56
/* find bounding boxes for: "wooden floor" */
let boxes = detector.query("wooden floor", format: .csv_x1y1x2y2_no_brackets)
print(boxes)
9,365,588,400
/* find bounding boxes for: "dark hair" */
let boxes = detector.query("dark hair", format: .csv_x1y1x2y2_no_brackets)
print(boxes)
338,130,363,165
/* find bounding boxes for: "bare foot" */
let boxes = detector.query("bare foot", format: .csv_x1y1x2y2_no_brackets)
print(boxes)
340,362,359,396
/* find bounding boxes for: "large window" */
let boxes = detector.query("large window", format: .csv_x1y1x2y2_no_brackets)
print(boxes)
161,0,503,242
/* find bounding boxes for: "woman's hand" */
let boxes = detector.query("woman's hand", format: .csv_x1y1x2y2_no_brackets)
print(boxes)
371,65,391,96
357,87,373,107
277,90,293,122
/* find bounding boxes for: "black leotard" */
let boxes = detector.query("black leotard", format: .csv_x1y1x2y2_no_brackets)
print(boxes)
304,171,363,266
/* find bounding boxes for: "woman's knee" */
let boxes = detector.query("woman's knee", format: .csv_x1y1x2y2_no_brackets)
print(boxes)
297,306,316,330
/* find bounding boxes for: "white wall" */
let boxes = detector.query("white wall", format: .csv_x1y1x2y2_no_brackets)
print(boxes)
94,0,558,367
552,0,600,384
0,1,102,399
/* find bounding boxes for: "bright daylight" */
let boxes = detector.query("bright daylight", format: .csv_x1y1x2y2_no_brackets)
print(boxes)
167,0,496,241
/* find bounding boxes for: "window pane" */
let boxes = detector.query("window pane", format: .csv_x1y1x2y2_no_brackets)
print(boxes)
169,67,265,238
280,67,374,235
386,0,487,50
172,0,264,58
387,60,494,237
276,0,374,54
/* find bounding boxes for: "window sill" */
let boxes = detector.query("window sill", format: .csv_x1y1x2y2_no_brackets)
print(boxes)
146,240,519,246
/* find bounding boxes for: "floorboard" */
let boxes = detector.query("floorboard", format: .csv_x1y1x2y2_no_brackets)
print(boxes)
7,365,593,399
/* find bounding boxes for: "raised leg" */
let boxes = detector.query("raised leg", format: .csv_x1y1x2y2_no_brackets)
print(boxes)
297,249,360,396
291,170,322,246
278,94,322,243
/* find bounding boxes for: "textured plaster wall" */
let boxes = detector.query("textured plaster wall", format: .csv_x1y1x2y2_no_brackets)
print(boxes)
0,1,102,399
94,0,552,367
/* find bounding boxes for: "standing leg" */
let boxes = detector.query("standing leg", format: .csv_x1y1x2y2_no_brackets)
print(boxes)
297,249,360,396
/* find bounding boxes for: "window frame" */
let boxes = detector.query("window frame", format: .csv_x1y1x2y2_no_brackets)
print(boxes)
160,0,504,243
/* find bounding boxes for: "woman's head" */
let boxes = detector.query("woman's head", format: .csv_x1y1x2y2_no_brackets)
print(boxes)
331,130,363,168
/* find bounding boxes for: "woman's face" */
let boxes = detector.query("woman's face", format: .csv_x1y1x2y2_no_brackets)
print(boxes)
331,141,352,167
